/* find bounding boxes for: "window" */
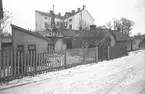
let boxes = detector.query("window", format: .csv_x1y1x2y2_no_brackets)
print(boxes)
28,44,36,51
17,45,24,51
44,16,47,20
69,24,72,29
57,22,59,26
48,44,54,51
65,22,68,27
69,19,72,22
44,22,48,28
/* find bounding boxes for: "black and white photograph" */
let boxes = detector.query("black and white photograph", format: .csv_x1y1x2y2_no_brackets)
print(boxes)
0,0,145,94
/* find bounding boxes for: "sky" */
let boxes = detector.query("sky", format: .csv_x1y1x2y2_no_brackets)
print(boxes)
2,0,145,36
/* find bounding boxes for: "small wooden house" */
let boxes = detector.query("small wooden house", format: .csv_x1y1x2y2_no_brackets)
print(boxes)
132,35,145,50
109,31,131,59
1,33,12,50
11,24,52,53
139,37,145,48
36,28,77,51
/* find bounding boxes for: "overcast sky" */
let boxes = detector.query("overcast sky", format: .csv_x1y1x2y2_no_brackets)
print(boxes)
3,0,145,35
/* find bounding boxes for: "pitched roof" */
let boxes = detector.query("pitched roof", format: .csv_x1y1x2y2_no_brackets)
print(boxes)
35,10,64,19
111,31,131,41
133,34,145,40
65,10,83,18
140,37,145,44
65,9,94,21
35,8,94,21
57,29,77,37
11,24,52,43
85,9,94,21
36,28,77,37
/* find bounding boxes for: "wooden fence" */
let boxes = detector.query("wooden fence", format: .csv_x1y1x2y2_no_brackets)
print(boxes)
0,47,105,83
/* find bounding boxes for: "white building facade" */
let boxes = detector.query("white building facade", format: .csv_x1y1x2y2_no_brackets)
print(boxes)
35,5,94,31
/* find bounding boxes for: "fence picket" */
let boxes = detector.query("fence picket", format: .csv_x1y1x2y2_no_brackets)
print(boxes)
10,50,13,79
6,51,9,78
30,51,33,74
27,51,30,75
38,53,41,73
0,51,1,78
64,50,66,69
35,52,37,74
17,51,20,76
23,51,26,76
0,47,101,83
21,52,24,76
32,51,35,75
3,52,6,78
40,53,42,73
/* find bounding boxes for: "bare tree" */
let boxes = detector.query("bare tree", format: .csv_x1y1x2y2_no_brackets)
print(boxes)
120,17,134,35
105,21,113,29
78,20,89,30
105,17,134,35
0,11,12,35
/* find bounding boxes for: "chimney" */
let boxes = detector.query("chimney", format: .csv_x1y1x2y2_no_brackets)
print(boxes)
50,10,54,14
77,8,80,11
68,12,71,16
83,5,86,9
90,25,96,30
71,10,75,14
65,12,68,17
58,13,61,16
50,10,55,28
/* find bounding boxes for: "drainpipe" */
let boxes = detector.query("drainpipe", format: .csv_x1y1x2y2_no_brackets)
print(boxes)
131,39,133,51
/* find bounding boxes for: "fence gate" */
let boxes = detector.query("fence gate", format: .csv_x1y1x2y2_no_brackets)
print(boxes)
98,44,108,61
16,45,24,76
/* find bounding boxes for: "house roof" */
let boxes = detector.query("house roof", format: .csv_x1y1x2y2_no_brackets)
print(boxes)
74,29,131,42
133,34,145,40
36,7,94,21
110,31,131,41
75,28,107,37
36,28,77,38
65,10,83,18
56,28,77,37
35,10,64,19
11,24,52,43
64,9,94,21
140,37,145,44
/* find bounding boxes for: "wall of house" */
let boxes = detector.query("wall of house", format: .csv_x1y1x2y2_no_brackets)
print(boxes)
132,39,141,50
43,16,51,29
140,38,145,48
54,39,66,52
36,12,64,31
65,9,94,30
55,18,64,27
81,9,94,28
72,38,82,48
35,12,44,31
12,28,49,53
66,13,80,30
126,41,132,51
110,42,128,59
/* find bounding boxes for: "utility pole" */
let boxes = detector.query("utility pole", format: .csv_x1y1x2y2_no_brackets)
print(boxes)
0,0,4,75
0,0,4,51
51,5,56,32
53,5,54,12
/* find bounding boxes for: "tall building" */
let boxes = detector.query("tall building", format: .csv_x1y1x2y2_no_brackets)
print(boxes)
35,5,94,31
